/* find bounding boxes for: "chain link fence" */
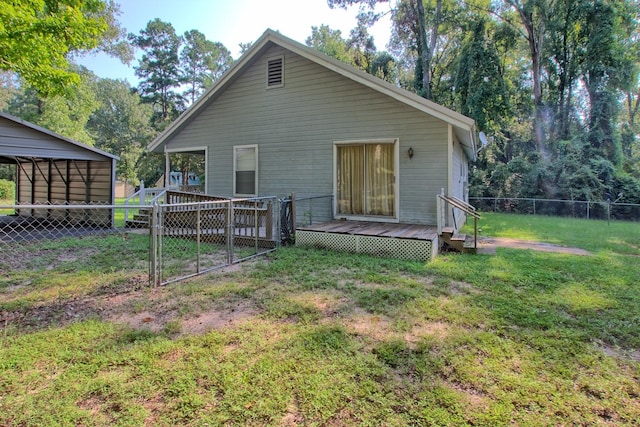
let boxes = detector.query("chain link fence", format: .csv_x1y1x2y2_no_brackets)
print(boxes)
470,197,640,221
1,196,286,287
292,195,333,226
150,197,282,286
0,203,150,279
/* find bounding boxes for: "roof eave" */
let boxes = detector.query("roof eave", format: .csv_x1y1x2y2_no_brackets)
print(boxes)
148,29,478,161
0,111,120,161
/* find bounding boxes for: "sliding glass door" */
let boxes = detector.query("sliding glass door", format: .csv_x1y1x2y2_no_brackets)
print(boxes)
336,142,396,218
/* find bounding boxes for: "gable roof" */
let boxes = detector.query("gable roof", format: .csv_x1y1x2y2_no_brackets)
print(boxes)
149,29,477,160
0,111,119,162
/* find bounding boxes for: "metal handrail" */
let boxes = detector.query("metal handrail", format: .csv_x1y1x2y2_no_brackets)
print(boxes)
437,192,480,252
438,194,480,219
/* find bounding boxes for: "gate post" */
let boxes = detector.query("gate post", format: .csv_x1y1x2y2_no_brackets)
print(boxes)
226,201,234,265
149,202,158,286
196,202,201,273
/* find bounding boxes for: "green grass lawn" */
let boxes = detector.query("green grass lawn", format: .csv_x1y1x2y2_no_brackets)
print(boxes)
1,214,639,426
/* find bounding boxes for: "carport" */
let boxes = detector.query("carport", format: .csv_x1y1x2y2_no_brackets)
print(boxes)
0,112,118,227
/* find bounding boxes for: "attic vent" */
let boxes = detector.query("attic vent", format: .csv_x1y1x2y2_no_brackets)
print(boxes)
267,57,284,88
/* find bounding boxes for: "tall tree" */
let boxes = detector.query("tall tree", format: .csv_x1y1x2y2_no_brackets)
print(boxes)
545,0,583,141
87,78,154,183
501,0,554,161
8,66,99,144
0,0,129,97
130,19,184,125
306,25,354,65
0,71,21,111
181,30,232,104
581,0,625,168
328,0,441,99
454,19,511,135
347,22,378,72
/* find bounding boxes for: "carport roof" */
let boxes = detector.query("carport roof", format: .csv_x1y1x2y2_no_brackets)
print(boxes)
0,111,119,162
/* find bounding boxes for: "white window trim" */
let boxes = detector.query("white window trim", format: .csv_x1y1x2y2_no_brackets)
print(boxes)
164,146,208,194
266,55,284,89
233,144,258,197
332,138,400,223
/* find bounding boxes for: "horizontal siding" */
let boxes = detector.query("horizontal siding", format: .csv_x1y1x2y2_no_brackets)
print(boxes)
166,45,451,224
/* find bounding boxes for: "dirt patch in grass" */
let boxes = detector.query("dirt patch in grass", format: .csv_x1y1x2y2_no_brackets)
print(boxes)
290,291,347,317
344,309,395,343
1,271,264,335
1,247,100,271
478,237,592,255
596,342,640,363
180,301,259,335
404,321,451,347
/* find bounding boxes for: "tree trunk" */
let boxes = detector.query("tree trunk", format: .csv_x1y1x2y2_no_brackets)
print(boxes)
415,0,441,100
509,0,549,161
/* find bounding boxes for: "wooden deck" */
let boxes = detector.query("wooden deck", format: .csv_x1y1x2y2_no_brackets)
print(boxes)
297,220,439,241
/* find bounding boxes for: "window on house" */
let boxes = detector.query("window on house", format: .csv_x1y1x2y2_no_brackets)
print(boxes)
234,145,258,196
267,56,284,88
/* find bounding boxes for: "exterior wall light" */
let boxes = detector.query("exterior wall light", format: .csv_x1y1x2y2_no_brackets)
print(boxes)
408,147,414,159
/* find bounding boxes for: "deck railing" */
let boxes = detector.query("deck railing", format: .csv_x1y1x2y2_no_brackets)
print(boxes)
123,185,167,223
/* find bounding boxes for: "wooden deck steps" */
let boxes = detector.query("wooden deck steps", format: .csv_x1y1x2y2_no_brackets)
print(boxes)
440,227,477,253
126,207,151,228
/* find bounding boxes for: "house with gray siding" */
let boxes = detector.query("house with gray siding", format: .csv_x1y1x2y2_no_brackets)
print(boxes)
149,29,477,258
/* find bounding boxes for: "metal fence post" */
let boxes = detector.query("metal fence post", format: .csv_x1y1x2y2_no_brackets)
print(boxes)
196,202,201,273
226,201,234,265
254,200,259,254
276,198,282,248
149,202,157,286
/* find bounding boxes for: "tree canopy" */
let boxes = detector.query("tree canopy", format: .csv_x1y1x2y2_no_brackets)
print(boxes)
0,0,129,97
326,0,640,206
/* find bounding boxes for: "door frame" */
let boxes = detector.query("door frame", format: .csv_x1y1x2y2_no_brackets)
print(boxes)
332,138,400,223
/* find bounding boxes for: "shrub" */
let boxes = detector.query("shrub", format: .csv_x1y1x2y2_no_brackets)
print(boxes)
0,179,15,201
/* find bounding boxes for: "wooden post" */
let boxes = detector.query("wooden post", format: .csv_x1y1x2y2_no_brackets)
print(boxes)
474,216,478,252
139,180,145,205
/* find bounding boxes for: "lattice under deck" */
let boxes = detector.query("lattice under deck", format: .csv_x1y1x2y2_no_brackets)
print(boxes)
296,230,435,261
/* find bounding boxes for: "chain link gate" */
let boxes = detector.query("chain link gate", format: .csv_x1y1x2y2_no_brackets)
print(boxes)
149,197,282,286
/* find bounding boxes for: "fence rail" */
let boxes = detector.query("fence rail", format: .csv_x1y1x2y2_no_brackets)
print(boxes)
470,197,640,221
293,195,333,226
148,196,282,285
0,195,288,287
